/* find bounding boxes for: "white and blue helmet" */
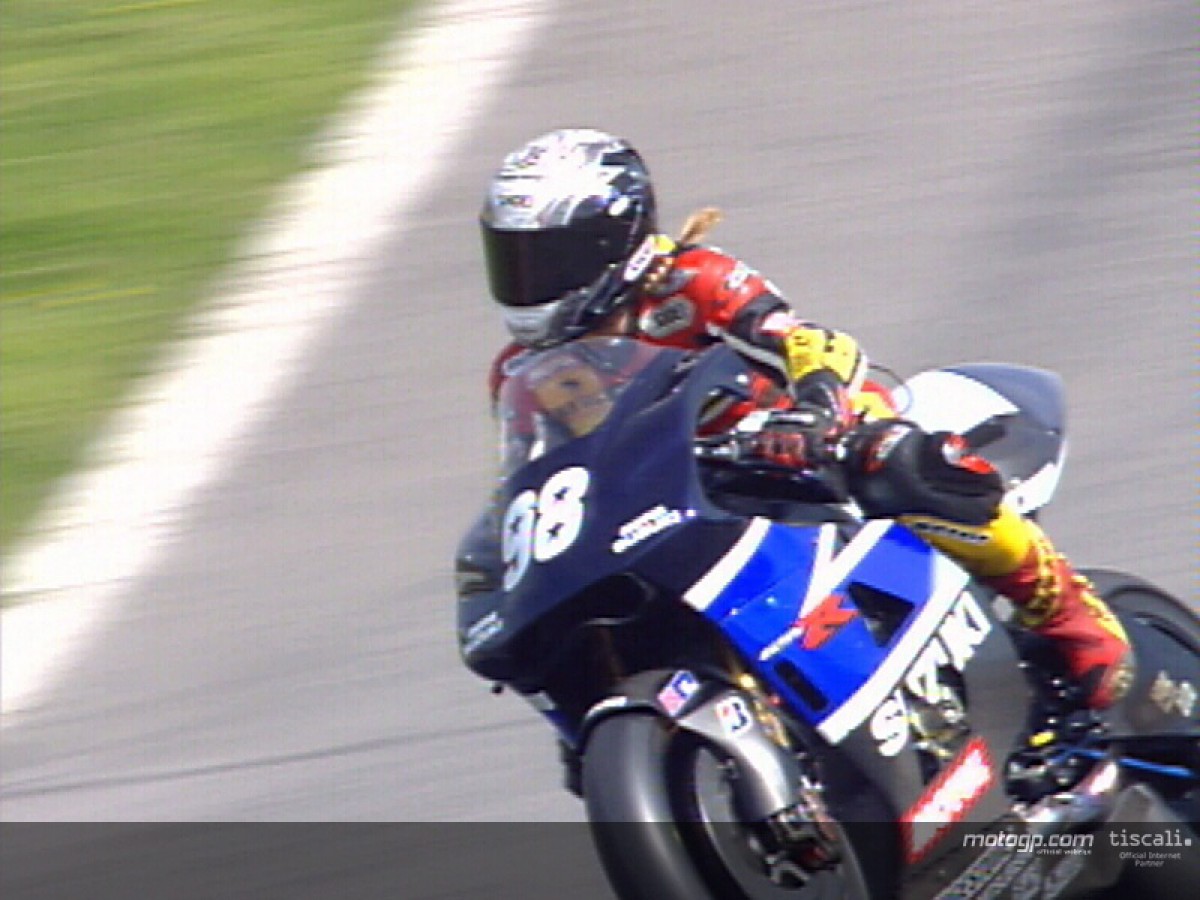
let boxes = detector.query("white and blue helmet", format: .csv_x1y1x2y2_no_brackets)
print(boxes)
480,128,657,347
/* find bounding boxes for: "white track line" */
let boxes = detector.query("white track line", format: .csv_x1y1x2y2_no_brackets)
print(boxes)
0,0,558,717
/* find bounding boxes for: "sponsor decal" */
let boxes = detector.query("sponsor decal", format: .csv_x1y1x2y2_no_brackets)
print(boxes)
495,193,533,209
756,610,803,661
622,233,673,282
814,555,972,745
1149,670,1197,718
870,591,992,757
639,296,695,338
715,696,754,737
657,670,700,717
800,593,860,649
758,592,859,661
904,590,992,702
870,693,910,757
462,610,504,655
907,518,991,545
611,505,685,554
623,235,659,281
723,261,753,291
902,737,994,863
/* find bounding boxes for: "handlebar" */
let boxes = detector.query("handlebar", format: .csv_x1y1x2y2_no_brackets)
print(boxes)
694,409,846,466
693,433,752,463
693,409,855,504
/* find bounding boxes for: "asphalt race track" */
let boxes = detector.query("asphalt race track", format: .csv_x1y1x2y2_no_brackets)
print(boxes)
2,2,1195,897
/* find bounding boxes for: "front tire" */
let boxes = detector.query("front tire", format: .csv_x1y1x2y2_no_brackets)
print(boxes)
582,712,876,900
584,712,716,900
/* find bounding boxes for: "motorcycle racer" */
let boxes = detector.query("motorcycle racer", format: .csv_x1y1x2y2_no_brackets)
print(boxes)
479,127,1133,710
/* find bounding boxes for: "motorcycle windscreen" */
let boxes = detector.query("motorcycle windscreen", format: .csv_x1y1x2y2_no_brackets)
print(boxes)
496,337,666,475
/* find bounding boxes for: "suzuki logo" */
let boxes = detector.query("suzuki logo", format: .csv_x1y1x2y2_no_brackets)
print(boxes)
759,592,858,660
800,593,858,650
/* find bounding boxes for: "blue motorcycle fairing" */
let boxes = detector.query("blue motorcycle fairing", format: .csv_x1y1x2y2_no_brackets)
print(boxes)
684,516,975,742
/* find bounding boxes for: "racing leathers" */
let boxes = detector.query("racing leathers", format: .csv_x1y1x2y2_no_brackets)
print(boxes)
488,236,1134,710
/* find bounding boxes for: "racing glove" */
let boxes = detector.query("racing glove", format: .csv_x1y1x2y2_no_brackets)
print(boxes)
748,406,846,470
788,370,856,432
746,371,857,469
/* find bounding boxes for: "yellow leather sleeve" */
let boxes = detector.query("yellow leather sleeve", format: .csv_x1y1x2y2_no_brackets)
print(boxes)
901,505,1035,578
782,326,865,387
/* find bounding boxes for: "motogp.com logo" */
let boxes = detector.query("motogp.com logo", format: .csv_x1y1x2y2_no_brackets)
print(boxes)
963,830,1093,856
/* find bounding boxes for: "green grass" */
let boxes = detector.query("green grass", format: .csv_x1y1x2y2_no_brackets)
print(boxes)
1,0,419,550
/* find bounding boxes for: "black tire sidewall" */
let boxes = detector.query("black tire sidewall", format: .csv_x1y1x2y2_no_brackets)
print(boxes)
1084,567,1200,651
583,713,718,900
582,713,881,900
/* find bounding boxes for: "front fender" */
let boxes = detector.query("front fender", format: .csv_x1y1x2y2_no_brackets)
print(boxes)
580,669,804,821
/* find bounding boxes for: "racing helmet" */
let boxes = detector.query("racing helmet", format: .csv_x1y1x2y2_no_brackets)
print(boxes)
480,128,658,348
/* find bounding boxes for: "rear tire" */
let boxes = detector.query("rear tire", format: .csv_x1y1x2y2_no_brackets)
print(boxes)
582,712,878,900
1084,568,1200,652
1085,567,1200,822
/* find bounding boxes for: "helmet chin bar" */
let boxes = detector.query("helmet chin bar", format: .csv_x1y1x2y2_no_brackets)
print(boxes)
510,265,634,349
503,303,562,348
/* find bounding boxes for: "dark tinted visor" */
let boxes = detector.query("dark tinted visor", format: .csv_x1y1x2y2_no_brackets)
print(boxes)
482,215,635,308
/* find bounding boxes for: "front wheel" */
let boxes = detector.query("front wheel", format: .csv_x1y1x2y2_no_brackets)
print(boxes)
582,713,877,900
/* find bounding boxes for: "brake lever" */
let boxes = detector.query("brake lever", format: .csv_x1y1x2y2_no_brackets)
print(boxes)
693,435,746,462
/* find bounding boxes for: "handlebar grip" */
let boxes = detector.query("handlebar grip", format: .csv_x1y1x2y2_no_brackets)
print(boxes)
694,435,745,462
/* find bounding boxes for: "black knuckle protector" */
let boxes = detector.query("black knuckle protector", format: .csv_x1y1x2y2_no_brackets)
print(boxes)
848,423,1003,525
917,431,1004,501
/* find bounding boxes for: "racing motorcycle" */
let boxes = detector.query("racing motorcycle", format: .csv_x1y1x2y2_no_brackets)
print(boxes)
454,336,1200,899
